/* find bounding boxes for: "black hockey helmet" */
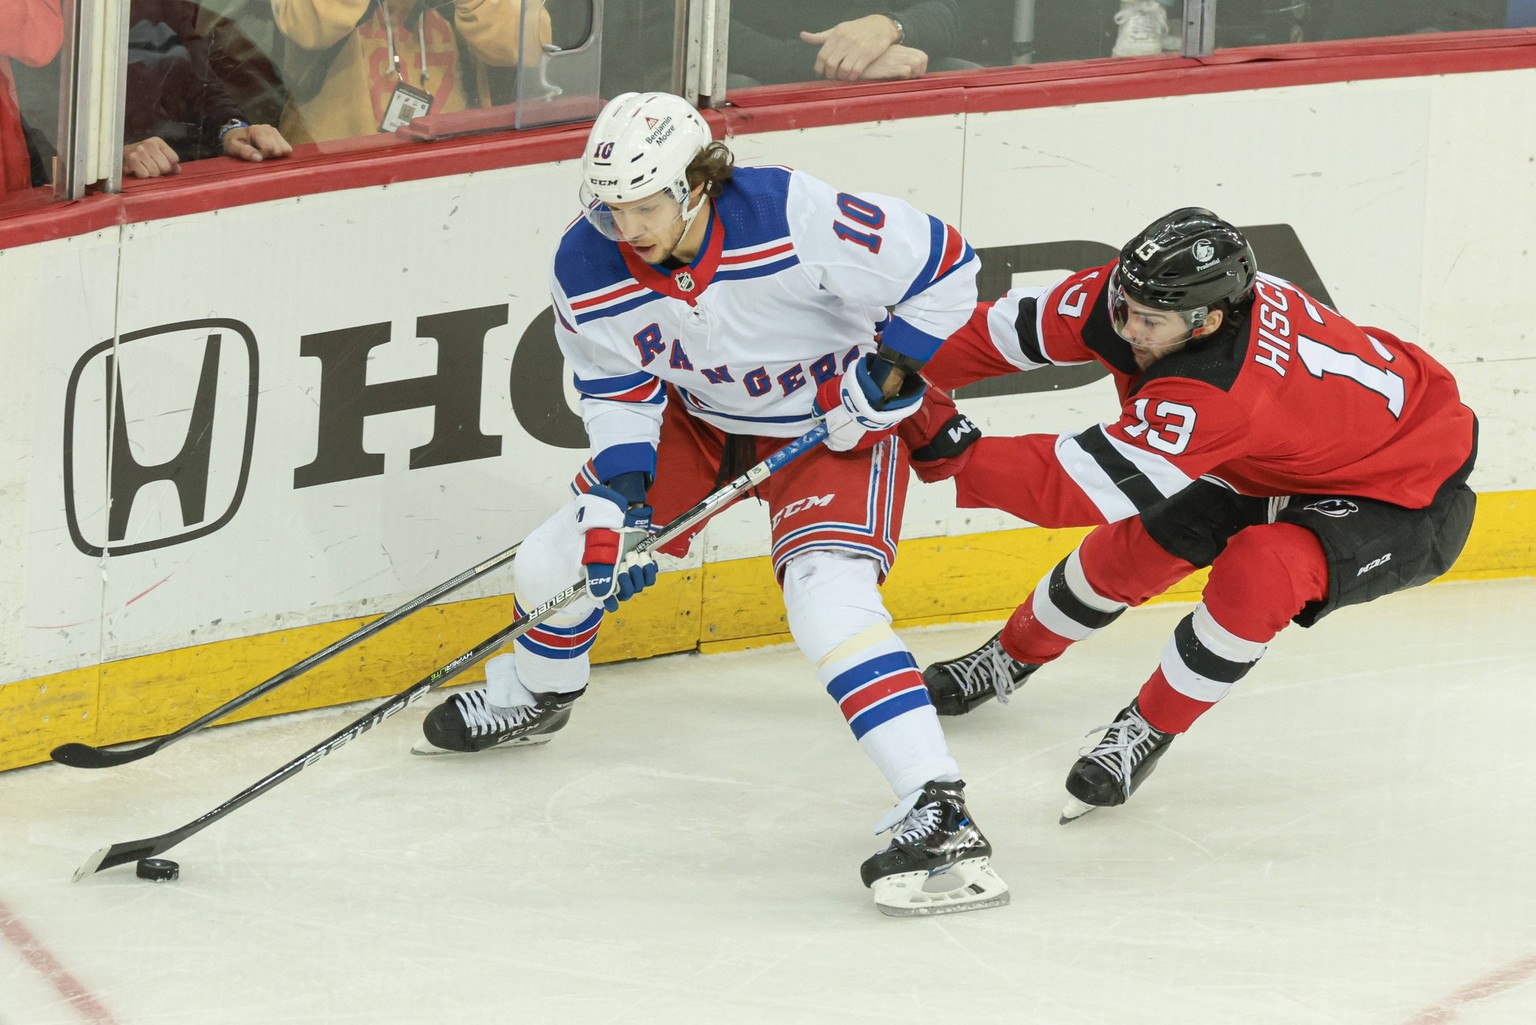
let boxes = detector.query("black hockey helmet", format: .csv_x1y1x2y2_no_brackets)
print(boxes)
1114,208,1258,323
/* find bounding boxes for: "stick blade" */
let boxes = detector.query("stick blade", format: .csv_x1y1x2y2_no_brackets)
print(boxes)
53,743,115,769
72,846,112,882
73,838,164,881
51,737,164,769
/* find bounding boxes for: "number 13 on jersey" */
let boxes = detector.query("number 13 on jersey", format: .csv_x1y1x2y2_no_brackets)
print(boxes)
1122,398,1198,455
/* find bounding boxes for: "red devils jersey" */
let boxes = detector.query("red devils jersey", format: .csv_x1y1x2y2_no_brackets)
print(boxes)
927,262,1476,528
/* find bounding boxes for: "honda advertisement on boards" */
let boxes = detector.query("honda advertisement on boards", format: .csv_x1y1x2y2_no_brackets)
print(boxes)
3,71,1528,684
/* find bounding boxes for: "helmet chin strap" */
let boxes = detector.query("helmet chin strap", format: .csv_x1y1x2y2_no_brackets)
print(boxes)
677,185,708,235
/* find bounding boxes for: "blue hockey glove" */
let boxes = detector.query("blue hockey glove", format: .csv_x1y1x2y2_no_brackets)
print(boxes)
576,485,657,613
813,352,928,452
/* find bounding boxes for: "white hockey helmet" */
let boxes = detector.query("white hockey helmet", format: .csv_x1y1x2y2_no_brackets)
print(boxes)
580,92,712,239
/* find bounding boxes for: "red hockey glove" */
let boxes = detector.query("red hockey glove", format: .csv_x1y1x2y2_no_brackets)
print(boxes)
898,385,981,483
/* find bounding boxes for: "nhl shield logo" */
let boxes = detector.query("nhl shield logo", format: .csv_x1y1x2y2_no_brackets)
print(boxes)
675,269,696,292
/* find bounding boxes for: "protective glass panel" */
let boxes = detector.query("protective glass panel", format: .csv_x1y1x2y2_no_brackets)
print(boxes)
1023,0,1188,64
514,0,603,129
593,0,679,95
194,0,289,141
3,0,66,208
1223,1,1526,48
721,0,1191,86
106,0,292,181
160,0,597,150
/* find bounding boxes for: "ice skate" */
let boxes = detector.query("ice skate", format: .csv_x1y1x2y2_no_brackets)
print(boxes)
1112,1,1177,57
1060,700,1175,822
922,632,1039,716
412,687,579,755
860,780,1009,917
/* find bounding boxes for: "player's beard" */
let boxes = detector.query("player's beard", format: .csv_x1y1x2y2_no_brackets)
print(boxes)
1128,335,1192,370
624,219,686,264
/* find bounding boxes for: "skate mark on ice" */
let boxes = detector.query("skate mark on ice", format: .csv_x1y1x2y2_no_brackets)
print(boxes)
625,765,756,787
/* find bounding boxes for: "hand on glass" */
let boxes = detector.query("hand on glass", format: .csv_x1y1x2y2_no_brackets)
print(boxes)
222,124,293,164
859,44,928,81
122,137,180,179
800,14,905,81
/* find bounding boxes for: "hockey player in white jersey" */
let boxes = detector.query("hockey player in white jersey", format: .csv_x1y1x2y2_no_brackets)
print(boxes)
415,91,1007,916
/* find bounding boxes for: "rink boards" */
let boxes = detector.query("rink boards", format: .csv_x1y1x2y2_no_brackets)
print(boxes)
2,57,1534,770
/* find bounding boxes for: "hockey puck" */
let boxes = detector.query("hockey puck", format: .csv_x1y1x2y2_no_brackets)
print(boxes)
135,858,180,882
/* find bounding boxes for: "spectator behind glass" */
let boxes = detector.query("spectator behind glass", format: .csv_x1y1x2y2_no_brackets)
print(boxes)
125,0,292,178
1111,0,1180,57
729,1,978,87
272,0,551,146
1,0,61,194
1112,1,1337,61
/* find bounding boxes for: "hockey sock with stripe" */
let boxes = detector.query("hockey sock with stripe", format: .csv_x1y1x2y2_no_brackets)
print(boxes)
1003,548,1128,664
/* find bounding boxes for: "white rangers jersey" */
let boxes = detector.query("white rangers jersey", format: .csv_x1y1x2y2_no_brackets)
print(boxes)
548,164,978,484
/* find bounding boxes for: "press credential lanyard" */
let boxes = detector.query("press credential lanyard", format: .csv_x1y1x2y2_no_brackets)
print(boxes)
379,2,434,132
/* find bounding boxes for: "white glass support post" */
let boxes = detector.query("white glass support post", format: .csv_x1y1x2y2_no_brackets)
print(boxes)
54,0,129,197
671,0,688,96
1182,0,1218,55
1013,0,1036,64
699,0,729,108
678,0,730,109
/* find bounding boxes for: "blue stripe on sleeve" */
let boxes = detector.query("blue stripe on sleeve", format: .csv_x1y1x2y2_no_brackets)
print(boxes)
593,442,658,483
879,318,945,364
899,215,949,305
573,369,656,399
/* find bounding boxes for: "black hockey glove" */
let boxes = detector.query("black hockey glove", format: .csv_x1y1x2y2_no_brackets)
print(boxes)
898,385,981,483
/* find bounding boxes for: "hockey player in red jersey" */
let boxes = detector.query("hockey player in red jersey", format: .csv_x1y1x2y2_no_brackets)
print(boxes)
918,207,1477,822
413,92,1007,915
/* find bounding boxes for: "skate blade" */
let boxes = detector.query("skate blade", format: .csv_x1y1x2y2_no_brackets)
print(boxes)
870,857,1010,918
409,734,555,756
1059,794,1099,824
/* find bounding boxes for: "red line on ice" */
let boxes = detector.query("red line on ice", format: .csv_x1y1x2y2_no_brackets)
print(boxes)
0,895,121,1024
1400,952,1536,1025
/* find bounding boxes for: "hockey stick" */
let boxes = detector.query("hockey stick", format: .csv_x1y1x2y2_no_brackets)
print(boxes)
73,423,829,880
50,542,525,770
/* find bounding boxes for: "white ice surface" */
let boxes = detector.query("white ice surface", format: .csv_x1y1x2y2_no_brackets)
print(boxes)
2,579,1534,1025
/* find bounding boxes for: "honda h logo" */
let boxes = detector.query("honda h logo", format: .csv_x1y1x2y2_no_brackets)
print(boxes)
62,320,259,556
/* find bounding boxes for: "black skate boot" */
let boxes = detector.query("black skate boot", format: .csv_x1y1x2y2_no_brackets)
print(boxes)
412,687,582,755
922,632,1040,716
860,780,1009,917
1060,700,1175,822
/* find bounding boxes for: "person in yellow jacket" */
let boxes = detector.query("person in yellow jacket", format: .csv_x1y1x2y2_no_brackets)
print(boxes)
273,0,549,145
